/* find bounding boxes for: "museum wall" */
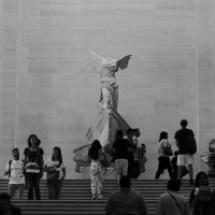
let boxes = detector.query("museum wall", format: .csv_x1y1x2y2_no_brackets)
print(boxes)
0,0,214,178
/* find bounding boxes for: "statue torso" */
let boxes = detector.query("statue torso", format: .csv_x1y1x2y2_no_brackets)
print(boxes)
100,58,117,86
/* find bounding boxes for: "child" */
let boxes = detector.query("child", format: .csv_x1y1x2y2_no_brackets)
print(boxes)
4,148,25,200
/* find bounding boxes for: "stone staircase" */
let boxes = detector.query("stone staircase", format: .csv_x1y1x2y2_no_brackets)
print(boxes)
1,179,214,215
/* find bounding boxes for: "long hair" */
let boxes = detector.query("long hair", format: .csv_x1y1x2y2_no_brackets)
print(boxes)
159,131,168,142
88,140,102,160
27,134,41,147
194,171,209,187
52,146,63,166
115,129,123,140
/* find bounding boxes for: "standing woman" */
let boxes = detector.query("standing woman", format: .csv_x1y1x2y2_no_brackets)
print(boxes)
24,134,44,200
44,147,66,200
155,131,173,179
88,140,103,200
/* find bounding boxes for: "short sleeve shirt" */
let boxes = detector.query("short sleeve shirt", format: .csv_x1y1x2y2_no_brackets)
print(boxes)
5,160,25,184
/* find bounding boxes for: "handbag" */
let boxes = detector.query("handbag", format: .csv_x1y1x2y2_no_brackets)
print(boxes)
100,152,110,168
58,165,66,180
163,145,173,156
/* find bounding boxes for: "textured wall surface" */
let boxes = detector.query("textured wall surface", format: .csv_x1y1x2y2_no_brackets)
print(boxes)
0,0,215,178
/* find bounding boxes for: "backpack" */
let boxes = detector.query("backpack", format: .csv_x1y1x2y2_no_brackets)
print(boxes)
187,134,197,155
192,187,215,215
163,145,173,156
4,160,13,177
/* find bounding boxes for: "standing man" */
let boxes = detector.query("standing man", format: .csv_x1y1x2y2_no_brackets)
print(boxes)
174,119,197,184
112,130,129,183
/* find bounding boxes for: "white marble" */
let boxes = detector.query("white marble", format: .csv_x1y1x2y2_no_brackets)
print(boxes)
0,0,215,178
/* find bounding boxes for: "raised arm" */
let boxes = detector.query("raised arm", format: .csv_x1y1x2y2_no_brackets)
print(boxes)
89,51,105,61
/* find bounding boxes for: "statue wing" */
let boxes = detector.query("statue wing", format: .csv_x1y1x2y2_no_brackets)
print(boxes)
89,51,105,61
116,54,132,70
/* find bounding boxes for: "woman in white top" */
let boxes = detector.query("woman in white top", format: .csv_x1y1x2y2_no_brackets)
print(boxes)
44,147,66,200
88,140,104,200
155,131,173,179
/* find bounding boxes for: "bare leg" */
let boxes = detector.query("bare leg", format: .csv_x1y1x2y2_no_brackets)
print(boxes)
188,164,193,184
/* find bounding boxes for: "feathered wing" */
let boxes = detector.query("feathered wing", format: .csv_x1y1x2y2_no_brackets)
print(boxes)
116,54,132,70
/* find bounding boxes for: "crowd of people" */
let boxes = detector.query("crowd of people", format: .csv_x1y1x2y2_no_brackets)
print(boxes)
1,118,215,215
2,173,215,215
155,119,197,185
105,172,215,215
4,134,66,201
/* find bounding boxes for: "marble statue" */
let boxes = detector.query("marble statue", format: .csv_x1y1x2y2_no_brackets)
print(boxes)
73,52,132,172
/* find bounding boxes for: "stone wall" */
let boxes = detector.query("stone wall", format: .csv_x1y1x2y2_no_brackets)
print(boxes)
0,0,215,178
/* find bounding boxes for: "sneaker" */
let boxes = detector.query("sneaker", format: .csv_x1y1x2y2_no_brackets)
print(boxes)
97,194,103,199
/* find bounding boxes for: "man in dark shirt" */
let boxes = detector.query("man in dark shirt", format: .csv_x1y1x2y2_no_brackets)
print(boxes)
112,130,129,183
174,119,195,184
105,175,148,215
0,193,22,215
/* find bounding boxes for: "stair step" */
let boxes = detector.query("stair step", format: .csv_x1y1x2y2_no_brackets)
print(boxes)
1,178,214,215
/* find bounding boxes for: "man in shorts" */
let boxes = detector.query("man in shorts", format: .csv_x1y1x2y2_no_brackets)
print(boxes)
174,119,196,184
